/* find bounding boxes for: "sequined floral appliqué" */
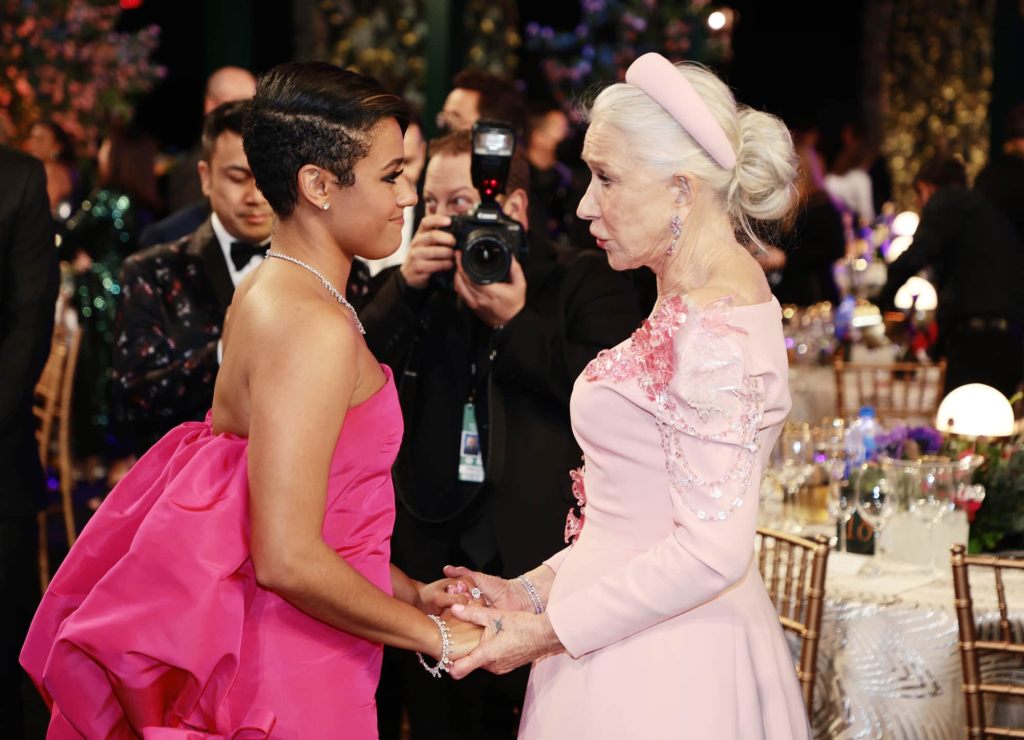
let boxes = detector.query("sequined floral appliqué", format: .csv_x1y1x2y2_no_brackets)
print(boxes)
564,461,587,544
582,295,765,524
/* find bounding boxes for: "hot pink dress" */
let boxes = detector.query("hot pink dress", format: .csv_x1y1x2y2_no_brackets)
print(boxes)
520,296,811,739
21,366,401,739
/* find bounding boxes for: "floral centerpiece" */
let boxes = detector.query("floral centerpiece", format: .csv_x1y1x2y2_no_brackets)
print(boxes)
0,0,164,154
952,437,1024,553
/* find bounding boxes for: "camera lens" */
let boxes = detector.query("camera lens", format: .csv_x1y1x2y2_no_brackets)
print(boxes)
462,229,512,284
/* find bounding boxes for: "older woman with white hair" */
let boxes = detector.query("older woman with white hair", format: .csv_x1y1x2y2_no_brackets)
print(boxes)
443,54,810,739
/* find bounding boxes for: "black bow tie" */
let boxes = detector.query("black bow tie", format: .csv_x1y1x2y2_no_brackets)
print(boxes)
230,241,268,271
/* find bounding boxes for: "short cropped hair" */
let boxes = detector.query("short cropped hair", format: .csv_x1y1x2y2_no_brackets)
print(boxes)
200,100,248,163
428,129,531,197
914,156,967,189
451,69,527,137
243,62,410,217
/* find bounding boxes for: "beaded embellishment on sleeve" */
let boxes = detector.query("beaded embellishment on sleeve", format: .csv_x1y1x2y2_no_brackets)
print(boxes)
584,295,764,523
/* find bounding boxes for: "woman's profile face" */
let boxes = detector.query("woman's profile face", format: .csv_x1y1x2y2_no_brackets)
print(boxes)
576,120,675,272
329,117,417,260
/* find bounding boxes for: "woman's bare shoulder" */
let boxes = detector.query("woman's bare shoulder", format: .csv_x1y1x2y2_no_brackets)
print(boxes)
231,274,361,367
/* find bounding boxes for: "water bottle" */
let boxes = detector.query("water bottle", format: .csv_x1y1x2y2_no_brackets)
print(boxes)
845,406,879,467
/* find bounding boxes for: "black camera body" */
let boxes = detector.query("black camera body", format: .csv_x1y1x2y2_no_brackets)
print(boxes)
438,120,527,286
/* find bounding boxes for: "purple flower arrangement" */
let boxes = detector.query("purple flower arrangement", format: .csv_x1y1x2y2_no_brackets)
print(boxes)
874,423,945,461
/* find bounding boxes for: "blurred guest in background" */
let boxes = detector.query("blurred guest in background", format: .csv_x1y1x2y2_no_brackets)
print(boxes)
975,102,1024,244
437,69,527,137
879,156,1024,396
527,100,584,247
0,144,59,739
824,119,875,229
769,130,845,306
60,125,162,468
23,119,79,217
165,65,256,213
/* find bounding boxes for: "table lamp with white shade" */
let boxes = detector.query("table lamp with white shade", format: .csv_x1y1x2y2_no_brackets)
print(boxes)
933,384,1014,536
935,383,1015,438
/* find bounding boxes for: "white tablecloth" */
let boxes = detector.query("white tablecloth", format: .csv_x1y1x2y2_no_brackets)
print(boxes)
803,551,1024,738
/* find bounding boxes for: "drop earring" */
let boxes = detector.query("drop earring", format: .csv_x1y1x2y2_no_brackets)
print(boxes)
666,214,681,256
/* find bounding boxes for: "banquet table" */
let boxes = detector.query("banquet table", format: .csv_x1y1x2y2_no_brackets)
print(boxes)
800,550,1024,739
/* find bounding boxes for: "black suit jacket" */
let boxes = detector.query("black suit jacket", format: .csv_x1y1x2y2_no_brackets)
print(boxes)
114,219,375,452
138,200,211,249
0,147,59,516
362,232,642,577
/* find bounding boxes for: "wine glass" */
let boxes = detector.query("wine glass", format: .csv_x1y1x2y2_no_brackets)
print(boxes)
856,463,898,575
775,423,814,531
908,459,956,574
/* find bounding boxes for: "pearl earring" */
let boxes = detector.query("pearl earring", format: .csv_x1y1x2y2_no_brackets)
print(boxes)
666,214,682,256
322,202,330,211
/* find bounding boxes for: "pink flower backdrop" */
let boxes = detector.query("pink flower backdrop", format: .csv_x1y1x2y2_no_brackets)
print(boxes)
0,0,164,155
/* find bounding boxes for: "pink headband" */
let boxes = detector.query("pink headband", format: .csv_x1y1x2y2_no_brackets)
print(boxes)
624,53,737,170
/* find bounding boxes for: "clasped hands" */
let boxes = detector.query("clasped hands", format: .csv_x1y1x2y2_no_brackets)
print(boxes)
418,565,562,679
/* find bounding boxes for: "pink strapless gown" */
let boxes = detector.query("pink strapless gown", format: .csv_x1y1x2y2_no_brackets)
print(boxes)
21,366,401,739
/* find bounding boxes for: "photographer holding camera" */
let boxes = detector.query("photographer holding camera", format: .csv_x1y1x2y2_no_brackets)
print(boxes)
364,123,641,739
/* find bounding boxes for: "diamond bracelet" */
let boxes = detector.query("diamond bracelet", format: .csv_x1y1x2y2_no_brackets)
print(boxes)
518,575,544,615
417,614,452,678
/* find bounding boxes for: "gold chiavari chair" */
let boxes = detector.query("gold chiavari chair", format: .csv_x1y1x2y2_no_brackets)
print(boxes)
755,528,831,716
951,544,1024,738
32,319,82,590
834,358,946,425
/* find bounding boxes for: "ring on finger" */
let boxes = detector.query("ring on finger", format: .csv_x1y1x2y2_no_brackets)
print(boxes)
470,587,482,601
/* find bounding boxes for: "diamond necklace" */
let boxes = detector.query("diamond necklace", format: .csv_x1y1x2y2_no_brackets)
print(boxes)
264,251,365,334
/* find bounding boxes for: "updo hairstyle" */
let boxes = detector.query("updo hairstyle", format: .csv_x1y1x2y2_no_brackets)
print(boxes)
243,62,410,218
587,62,798,247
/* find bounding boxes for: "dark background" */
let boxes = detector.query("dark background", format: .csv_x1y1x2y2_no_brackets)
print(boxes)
117,1,1020,156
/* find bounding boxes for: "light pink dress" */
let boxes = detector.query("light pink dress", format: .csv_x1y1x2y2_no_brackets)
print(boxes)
21,366,401,739
520,296,811,739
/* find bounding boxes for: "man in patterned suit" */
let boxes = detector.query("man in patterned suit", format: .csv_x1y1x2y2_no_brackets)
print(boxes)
113,101,270,453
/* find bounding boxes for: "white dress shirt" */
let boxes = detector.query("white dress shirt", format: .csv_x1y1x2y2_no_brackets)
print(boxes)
211,213,270,364
210,212,269,287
